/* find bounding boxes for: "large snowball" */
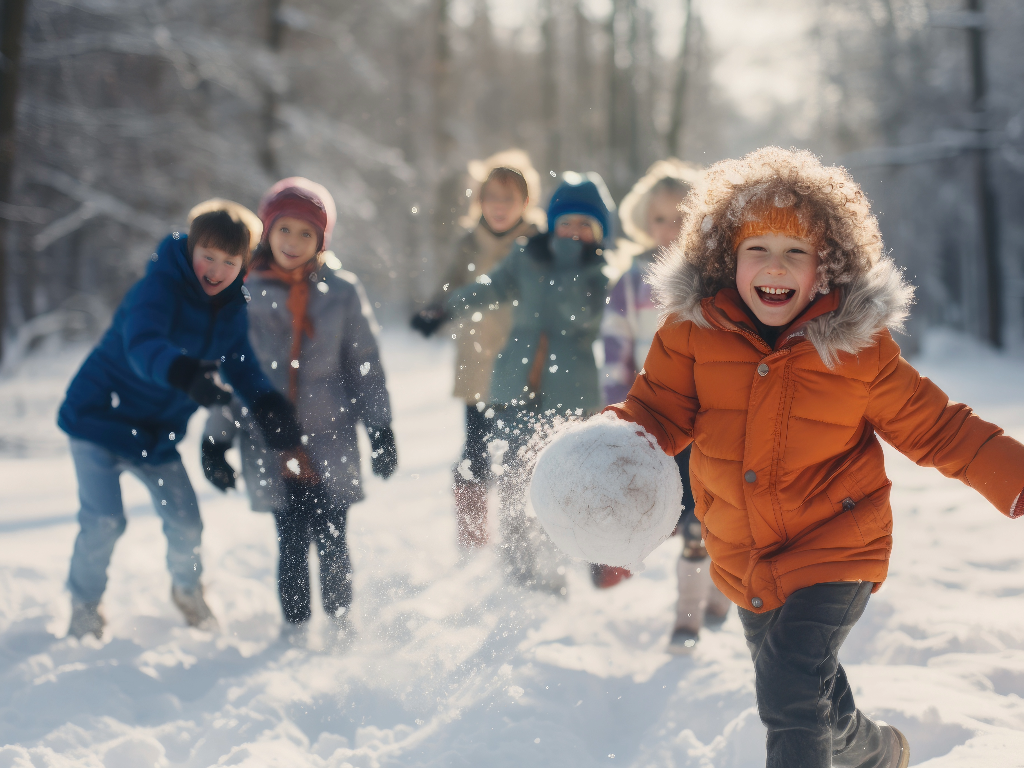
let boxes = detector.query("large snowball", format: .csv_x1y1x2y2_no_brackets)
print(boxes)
529,414,683,569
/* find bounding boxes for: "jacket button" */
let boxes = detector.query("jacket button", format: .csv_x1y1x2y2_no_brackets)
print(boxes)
751,597,763,609
757,363,769,376
744,470,756,483
842,497,856,511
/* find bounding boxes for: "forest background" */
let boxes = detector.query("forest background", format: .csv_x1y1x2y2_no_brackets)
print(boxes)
1,0,1024,366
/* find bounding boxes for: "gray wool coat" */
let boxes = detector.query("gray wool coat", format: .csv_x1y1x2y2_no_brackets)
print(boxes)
204,266,392,511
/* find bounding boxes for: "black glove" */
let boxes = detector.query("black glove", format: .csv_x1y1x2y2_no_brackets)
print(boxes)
202,440,236,491
410,305,447,337
250,390,303,450
168,356,232,407
368,425,397,479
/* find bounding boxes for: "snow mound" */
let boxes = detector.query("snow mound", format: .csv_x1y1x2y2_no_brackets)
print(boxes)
529,413,682,569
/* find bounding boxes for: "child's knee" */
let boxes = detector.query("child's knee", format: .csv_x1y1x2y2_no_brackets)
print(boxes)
79,509,127,538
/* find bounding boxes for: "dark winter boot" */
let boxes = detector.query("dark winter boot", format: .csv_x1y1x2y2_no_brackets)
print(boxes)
68,599,104,640
453,475,489,548
172,583,219,630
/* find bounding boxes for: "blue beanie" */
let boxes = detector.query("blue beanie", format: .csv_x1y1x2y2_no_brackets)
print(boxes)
547,173,615,243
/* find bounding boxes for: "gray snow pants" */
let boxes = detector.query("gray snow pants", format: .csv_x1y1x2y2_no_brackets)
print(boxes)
738,581,895,768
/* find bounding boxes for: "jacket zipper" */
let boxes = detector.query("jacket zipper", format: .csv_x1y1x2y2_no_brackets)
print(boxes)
714,321,796,587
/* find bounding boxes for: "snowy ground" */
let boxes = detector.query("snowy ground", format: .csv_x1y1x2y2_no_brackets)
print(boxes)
1,328,1024,767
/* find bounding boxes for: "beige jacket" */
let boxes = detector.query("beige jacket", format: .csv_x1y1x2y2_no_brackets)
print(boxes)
439,219,538,403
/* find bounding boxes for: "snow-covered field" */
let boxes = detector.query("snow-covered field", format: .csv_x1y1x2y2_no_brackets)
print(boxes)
1,328,1024,767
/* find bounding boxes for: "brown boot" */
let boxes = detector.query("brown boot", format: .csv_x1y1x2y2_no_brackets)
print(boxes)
886,725,910,768
171,583,219,631
454,475,489,548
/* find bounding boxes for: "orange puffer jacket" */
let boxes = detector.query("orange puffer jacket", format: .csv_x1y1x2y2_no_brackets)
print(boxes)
609,260,1024,613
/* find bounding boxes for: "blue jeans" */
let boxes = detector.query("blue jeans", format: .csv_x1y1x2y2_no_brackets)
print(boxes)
738,582,892,768
67,438,203,603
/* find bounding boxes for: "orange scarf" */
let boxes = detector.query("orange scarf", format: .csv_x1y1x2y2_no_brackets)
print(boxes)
261,261,317,402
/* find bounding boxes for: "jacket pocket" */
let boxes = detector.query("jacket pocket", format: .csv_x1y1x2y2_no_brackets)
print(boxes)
829,470,892,545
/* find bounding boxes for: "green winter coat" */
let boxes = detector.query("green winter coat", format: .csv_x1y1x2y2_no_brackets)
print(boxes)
446,233,610,414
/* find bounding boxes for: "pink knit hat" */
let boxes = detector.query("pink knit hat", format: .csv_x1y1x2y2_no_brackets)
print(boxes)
257,177,338,251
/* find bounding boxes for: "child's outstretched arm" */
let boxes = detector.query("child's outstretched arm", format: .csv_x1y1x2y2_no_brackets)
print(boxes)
121,239,197,387
444,250,518,318
866,333,1024,517
605,320,699,457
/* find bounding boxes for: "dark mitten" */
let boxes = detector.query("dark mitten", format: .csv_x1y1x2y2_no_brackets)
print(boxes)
251,390,303,450
168,356,232,407
410,305,447,337
202,440,236,491
368,425,398,479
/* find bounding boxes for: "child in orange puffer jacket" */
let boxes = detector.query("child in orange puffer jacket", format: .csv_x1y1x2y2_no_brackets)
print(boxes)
601,147,1024,768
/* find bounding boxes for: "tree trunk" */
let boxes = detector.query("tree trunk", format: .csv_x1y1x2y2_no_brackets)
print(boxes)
542,0,559,175
0,0,29,360
261,0,284,176
666,0,693,158
966,0,1002,347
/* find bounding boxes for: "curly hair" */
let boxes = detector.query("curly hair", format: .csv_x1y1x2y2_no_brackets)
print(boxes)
675,146,883,297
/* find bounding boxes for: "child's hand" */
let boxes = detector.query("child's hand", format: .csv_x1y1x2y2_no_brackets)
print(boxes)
251,391,303,450
168,356,233,407
281,446,319,483
201,440,236,491
410,306,447,337
368,425,398,479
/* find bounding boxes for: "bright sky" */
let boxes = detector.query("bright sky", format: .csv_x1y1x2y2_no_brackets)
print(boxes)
697,0,817,121
479,0,817,124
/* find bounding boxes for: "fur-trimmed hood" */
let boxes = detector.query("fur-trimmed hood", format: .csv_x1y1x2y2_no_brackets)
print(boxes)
646,146,916,366
649,251,915,367
671,147,887,300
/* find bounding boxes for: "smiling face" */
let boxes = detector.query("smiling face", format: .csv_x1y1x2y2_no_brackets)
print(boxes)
191,243,243,296
734,233,820,326
645,191,685,249
267,215,320,271
480,179,528,233
554,214,598,243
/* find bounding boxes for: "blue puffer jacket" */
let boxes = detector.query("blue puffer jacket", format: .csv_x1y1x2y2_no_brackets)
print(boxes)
58,232,275,463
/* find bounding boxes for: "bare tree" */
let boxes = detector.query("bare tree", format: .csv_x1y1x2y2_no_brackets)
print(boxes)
0,0,29,359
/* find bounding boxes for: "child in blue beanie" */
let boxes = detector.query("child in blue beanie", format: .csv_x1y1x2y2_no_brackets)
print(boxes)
420,173,614,592
58,205,305,639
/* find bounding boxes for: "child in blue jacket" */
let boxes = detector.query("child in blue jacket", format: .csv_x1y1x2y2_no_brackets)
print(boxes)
58,206,304,639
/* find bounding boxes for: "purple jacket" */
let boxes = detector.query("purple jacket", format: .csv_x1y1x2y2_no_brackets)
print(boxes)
599,250,662,405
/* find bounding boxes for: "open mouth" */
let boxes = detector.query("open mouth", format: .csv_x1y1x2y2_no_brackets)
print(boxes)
204,276,222,287
755,286,794,305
